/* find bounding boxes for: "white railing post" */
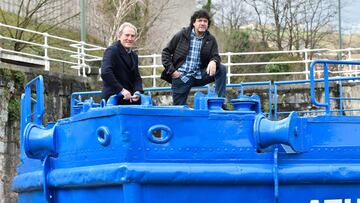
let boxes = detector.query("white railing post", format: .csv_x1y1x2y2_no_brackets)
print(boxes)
76,46,81,76
77,46,81,68
227,52,231,84
81,41,87,77
304,49,309,80
347,48,354,76
43,33,50,71
152,54,157,87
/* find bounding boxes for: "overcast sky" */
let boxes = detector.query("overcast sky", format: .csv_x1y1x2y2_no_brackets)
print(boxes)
342,0,360,33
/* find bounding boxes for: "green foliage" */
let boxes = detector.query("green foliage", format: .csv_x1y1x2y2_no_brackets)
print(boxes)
223,29,250,53
99,0,156,50
0,69,26,122
219,29,274,83
14,71,26,85
265,63,287,73
263,101,269,113
0,68,13,81
263,54,304,81
265,55,302,73
124,2,149,48
99,0,116,18
202,0,212,13
127,3,144,24
8,97,20,122
0,68,27,86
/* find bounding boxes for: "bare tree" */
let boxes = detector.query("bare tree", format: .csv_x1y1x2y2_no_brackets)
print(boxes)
126,0,172,51
285,0,303,51
244,0,337,51
100,0,172,50
300,0,337,49
215,0,250,31
0,0,79,51
103,0,142,46
269,0,290,50
215,0,289,50
244,0,270,48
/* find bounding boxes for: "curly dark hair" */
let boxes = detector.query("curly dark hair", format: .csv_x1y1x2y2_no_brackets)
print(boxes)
190,9,211,29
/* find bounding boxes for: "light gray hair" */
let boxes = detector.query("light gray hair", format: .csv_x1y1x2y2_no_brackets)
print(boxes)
117,22,138,37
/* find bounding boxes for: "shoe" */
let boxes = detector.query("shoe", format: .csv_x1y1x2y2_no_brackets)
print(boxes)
222,103,229,110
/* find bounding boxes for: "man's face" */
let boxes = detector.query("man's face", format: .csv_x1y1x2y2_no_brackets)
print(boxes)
118,27,136,49
193,18,209,35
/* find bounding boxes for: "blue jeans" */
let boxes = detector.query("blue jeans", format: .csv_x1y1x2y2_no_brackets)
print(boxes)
172,64,227,105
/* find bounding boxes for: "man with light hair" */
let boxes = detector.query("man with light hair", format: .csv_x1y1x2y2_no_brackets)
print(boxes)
117,22,137,39
101,22,143,105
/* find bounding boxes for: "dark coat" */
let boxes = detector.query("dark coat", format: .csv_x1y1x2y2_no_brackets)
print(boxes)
161,27,221,83
101,41,143,100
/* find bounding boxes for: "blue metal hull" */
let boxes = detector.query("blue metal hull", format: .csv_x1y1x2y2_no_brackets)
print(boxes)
12,63,360,203
13,105,360,203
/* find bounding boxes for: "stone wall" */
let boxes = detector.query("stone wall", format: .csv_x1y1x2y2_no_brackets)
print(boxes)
0,63,100,202
0,67,24,203
343,83,360,116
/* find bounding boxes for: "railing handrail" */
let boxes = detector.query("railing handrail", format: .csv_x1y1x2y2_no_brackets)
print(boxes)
69,74,360,119
273,75,360,119
309,60,360,115
0,23,104,48
1,22,360,86
0,22,104,76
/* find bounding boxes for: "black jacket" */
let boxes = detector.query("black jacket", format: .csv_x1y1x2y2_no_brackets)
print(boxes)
161,27,221,83
101,42,143,100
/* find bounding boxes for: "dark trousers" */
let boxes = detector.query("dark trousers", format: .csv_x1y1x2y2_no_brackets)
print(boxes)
172,64,227,105
117,97,141,105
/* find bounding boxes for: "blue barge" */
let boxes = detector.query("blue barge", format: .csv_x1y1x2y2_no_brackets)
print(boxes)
12,60,360,203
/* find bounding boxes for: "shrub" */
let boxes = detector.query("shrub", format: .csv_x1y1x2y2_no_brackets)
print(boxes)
265,55,303,73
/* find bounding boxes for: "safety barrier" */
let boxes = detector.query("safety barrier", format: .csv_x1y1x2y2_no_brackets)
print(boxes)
70,61,360,120
2,23,360,87
0,23,104,77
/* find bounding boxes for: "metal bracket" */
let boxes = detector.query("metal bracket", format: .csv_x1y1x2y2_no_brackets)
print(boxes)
273,148,279,203
43,155,54,203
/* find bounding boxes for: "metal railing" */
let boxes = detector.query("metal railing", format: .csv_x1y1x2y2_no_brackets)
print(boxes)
309,60,360,115
137,49,360,87
273,77,360,119
70,74,360,119
0,23,105,76
1,23,360,86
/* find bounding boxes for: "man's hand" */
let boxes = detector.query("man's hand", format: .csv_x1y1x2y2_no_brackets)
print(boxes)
120,88,132,100
131,95,140,102
131,92,141,102
171,71,181,78
206,60,217,76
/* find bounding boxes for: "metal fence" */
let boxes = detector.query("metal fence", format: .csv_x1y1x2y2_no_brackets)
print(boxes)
1,23,360,87
67,61,360,119
70,75,360,119
0,23,105,76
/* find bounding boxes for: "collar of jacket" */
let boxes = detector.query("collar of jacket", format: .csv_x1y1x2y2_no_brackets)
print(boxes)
182,26,209,40
114,41,132,54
